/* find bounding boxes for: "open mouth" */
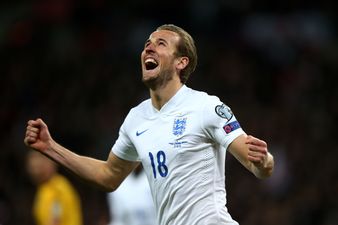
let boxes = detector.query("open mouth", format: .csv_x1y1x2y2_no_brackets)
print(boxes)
145,58,159,70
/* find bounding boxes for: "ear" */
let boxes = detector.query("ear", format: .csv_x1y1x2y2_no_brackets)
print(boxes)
176,56,189,71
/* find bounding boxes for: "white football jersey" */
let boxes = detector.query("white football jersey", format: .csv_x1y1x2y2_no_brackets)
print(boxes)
112,85,245,225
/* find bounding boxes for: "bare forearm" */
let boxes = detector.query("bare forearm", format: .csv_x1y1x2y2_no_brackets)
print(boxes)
45,140,116,191
24,118,137,191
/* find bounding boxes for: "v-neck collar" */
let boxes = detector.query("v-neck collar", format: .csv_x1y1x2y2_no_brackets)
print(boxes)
151,85,189,115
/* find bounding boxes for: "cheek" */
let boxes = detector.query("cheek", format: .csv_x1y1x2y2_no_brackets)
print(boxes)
140,51,146,61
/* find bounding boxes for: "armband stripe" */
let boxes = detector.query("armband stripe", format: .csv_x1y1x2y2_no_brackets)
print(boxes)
223,121,241,134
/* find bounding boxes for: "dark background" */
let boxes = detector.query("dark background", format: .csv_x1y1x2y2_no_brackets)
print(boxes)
1,0,337,224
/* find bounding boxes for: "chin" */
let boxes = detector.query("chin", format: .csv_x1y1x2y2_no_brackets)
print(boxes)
142,70,159,81
142,72,162,89
142,76,156,88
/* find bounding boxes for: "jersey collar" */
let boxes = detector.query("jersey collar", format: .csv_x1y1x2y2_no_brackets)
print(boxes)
151,85,189,115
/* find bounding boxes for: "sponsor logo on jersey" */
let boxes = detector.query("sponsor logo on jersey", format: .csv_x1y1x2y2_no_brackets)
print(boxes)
223,121,241,134
136,129,148,136
215,104,233,121
173,117,187,136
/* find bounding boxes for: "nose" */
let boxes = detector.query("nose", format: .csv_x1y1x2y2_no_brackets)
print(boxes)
144,42,155,53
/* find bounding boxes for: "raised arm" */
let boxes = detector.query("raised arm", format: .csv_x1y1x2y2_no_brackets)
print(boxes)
24,118,139,191
228,134,274,179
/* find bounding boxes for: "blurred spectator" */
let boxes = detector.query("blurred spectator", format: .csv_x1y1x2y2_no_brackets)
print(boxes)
26,150,83,225
107,165,156,225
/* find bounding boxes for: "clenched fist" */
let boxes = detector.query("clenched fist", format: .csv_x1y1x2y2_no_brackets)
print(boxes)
24,118,53,153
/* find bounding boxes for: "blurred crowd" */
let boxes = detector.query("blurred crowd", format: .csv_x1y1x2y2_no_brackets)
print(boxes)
0,0,337,225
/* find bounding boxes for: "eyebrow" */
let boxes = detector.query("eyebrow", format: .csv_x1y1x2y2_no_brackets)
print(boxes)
157,38,168,44
144,38,169,46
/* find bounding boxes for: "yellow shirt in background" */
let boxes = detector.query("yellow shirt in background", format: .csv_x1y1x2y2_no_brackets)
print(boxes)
33,174,83,225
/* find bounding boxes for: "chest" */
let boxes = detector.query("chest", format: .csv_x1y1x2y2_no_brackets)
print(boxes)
129,112,206,178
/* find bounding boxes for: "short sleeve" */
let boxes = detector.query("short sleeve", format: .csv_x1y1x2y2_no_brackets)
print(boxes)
201,96,245,150
111,115,139,162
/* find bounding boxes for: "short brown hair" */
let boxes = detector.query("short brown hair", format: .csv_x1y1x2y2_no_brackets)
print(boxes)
156,24,197,84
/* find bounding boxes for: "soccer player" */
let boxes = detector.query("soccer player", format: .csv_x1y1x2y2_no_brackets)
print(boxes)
24,24,274,225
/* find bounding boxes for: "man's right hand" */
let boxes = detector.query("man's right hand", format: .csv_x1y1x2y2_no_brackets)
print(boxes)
24,118,53,153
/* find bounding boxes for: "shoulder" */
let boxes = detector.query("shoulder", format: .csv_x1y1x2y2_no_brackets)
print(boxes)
52,175,81,199
189,89,235,127
134,98,153,114
124,98,152,123
185,87,234,124
183,87,219,107
51,175,74,190
188,87,225,110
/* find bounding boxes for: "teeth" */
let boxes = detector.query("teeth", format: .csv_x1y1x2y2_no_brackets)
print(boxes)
145,58,157,65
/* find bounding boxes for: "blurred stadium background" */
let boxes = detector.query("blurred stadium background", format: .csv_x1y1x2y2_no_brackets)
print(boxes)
0,0,337,224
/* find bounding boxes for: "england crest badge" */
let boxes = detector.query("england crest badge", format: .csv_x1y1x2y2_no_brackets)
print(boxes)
173,117,187,136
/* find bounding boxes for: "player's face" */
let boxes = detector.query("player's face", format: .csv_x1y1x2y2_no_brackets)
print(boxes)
26,152,56,184
141,30,181,87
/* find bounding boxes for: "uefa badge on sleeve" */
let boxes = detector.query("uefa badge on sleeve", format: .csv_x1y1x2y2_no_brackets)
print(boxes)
215,104,233,122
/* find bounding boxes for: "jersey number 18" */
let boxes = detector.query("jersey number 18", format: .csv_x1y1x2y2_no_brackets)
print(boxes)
148,151,168,178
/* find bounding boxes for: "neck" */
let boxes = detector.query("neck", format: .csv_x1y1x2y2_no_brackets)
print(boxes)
150,78,183,110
